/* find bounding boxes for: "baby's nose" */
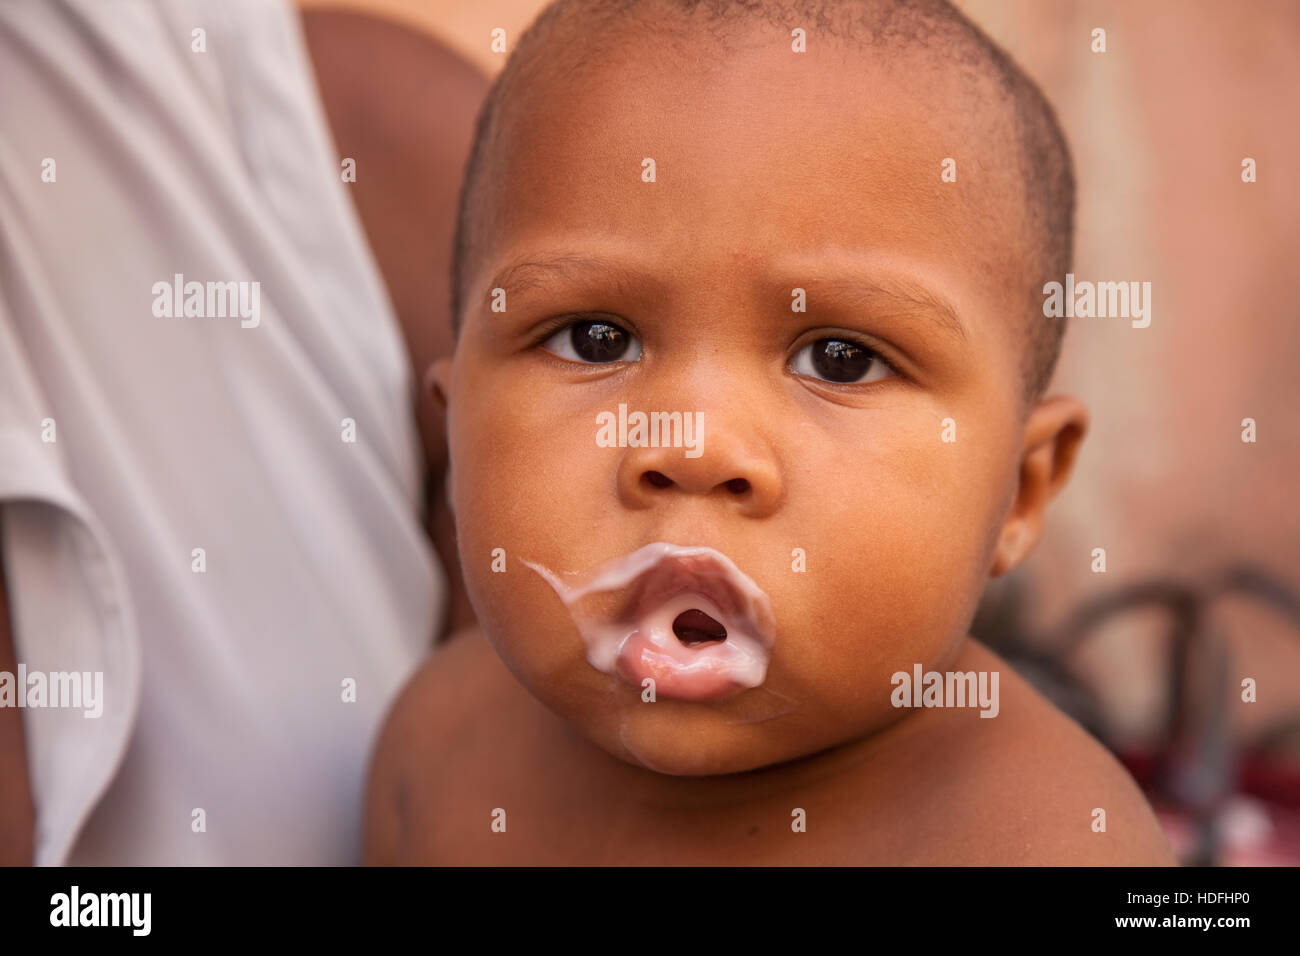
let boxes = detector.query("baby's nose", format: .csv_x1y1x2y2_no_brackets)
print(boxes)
616,429,782,518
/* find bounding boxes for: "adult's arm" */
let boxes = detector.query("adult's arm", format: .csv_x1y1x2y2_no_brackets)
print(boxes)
0,532,35,865
300,8,490,641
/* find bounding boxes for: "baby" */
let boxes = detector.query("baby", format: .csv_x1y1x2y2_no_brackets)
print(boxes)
365,0,1175,865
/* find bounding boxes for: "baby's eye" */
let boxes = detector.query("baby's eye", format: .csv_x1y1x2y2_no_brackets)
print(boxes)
540,317,642,364
790,338,895,384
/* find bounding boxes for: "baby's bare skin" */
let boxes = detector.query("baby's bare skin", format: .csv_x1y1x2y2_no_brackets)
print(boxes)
366,629,1173,865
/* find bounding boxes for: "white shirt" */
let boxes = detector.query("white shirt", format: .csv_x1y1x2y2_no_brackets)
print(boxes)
0,0,442,864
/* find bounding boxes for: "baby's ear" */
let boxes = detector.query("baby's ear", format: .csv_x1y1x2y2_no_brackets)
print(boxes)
989,395,1089,577
426,357,453,411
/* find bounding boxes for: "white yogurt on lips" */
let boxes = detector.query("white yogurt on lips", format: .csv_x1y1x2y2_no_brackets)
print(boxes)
521,543,777,702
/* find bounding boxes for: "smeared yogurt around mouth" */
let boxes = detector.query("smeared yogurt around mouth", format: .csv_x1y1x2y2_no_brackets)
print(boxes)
521,543,776,702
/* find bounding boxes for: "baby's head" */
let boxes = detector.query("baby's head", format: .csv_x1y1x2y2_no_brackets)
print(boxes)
433,0,1088,774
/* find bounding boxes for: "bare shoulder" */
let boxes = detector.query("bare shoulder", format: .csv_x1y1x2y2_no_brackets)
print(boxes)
891,639,1176,866
363,627,530,864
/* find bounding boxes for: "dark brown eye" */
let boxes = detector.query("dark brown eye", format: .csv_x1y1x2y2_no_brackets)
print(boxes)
791,337,894,384
541,318,642,364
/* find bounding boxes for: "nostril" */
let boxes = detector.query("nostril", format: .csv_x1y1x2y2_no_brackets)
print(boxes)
644,470,673,489
725,478,750,495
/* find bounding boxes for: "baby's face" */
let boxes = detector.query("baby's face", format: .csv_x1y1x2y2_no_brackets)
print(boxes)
441,28,1057,774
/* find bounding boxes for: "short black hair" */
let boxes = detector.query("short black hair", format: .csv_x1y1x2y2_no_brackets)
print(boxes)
451,0,1074,400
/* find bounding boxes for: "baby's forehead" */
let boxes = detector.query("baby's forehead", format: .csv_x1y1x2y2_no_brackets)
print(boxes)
480,31,1033,303
493,21,1027,214
511,19,1010,134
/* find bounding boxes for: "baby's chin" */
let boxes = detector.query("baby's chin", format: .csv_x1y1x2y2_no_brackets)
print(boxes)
482,610,916,776
609,705,809,776
516,661,844,777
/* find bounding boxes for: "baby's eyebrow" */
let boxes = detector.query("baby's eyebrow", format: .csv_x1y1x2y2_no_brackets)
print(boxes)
782,273,968,343
487,253,651,301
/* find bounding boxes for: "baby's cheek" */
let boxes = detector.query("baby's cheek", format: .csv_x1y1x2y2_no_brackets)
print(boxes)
779,543,971,719
448,386,607,681
777,448,996,722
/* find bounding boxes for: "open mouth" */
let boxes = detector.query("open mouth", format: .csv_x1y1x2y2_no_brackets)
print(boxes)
673,608,727,646
522,543,776,702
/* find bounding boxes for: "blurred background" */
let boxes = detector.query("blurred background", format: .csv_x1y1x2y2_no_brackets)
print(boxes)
297,0,1300,864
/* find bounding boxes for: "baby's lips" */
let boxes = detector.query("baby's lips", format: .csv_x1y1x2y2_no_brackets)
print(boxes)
623,549,776,651
615,630,753,702
522,542,777,676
